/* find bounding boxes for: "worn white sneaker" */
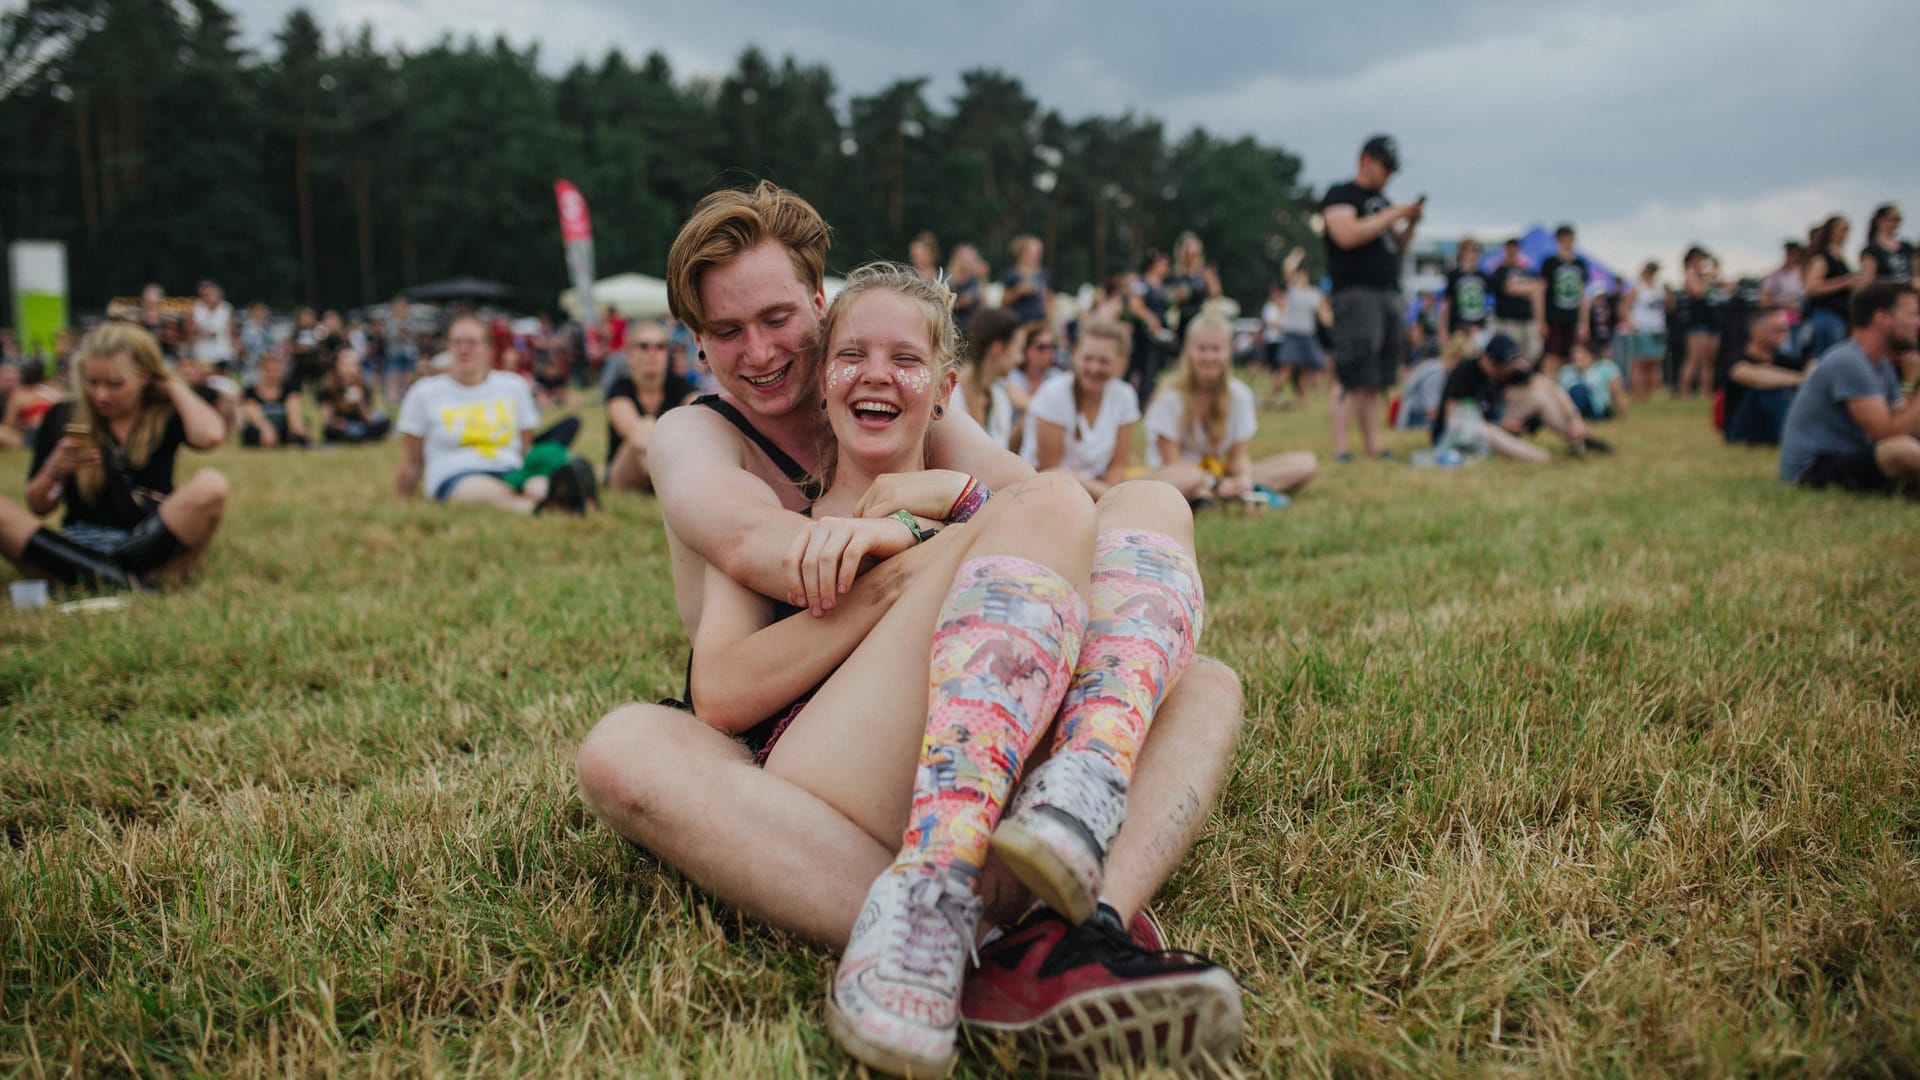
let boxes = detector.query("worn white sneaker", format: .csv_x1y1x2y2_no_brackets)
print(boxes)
826,870,983,1078
991,752,1128,925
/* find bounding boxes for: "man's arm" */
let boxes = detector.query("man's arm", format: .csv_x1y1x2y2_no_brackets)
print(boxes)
926,399,1034,490
1728,361,1807,390
1845,394,1920,440
606,396,644,444
1322,202,1411,250
650,405,815,601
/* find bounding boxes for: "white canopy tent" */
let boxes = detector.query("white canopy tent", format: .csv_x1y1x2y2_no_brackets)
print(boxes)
563,273,851,322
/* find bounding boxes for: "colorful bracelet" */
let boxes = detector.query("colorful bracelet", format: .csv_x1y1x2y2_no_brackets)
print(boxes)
947,477,992,523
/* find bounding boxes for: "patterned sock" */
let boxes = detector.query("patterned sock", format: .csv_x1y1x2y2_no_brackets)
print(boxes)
895,556,1086,889
1049,529,1204,778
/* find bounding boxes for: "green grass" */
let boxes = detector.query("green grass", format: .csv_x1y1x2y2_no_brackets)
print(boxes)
3,393,1918,1077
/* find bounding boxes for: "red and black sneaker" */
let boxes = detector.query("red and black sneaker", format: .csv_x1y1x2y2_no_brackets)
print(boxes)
960,903,1243,1076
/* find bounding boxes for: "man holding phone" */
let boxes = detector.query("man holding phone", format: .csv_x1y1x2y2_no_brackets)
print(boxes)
1320,134,1423,460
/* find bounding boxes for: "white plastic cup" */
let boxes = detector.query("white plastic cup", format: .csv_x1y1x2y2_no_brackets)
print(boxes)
10,580,50,610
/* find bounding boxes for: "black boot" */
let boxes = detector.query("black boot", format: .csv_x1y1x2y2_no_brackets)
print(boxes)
21,529,139,591
110,514,189,577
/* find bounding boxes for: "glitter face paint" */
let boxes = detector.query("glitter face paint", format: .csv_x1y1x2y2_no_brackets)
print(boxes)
827,361,861,391
895,365,933,396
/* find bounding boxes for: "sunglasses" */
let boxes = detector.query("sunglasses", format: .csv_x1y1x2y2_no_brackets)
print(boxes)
631,342,669,350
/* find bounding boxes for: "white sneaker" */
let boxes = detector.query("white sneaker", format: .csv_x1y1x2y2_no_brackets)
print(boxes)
826,870,982,1078
991,752,1128,925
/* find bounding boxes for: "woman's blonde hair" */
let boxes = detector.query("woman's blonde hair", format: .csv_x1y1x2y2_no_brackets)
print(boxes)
69,322,175,504
810,261,963,491
1152,309,1235,453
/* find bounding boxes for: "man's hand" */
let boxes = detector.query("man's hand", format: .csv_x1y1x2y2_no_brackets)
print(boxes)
784,515,917,615
853,470,972,522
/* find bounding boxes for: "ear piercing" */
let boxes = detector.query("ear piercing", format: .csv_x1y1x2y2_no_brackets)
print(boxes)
932,405,945,419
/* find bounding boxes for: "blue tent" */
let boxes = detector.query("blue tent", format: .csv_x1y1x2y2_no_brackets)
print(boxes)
1478,225,1620,292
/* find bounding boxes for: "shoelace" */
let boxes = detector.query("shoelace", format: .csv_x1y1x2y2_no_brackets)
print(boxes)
894,875,982,979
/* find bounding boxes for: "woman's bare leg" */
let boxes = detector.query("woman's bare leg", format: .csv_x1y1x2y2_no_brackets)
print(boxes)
154,468,229,578
1251,451,1318,494
445,474,538,513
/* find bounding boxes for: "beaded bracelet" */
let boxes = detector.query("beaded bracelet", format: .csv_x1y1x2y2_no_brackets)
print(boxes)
947,476,992,523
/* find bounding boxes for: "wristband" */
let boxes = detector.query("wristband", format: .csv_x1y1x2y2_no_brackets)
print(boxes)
889,508,938,544
947,477,991,523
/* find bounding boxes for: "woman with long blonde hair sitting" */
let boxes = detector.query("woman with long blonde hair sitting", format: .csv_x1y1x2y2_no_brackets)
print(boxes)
1143,310,1317,504
1,322,229,589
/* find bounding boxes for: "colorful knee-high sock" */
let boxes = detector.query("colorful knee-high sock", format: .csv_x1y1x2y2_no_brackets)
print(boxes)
1050,529,1204,776
894,556,1086,889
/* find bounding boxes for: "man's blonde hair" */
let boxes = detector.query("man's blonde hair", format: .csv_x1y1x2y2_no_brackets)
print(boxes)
666,181,831,335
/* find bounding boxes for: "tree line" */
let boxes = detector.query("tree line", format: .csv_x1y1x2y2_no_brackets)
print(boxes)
0,0,1323,317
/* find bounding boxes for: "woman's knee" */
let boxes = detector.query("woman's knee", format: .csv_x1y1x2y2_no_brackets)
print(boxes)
1095,479,1194,539
180,469,230,514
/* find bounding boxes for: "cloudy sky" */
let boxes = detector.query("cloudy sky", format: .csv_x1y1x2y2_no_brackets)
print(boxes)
226,0,1919,280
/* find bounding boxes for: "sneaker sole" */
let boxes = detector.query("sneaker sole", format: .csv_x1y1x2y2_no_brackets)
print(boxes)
964,966,1243,1077
825,992,958,1079
990,817,1098,926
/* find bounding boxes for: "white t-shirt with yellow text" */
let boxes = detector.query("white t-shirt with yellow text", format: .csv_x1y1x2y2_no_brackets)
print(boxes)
398,371,541,496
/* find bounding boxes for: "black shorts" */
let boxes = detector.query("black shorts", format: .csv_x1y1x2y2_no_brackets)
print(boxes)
1796,450,1893,493
1543,320,1578,360
1329,288,1406,392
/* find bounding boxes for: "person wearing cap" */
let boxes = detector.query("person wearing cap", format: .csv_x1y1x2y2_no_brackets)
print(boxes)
1433,333,1609,462
1319,134,1424,461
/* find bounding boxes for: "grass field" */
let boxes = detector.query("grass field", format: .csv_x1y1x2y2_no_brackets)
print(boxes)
3,391,1918,1077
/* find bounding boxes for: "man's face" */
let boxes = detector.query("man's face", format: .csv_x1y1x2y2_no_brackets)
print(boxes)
696,240,826,419
1556,232,1575,255
1358,154,1393,189
1888,293,1919,351
1751,310,1790,353
627,328,671,382
1503,243,1521,266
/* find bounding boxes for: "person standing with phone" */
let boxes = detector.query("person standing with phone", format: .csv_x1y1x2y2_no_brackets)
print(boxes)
1320,134,1423,461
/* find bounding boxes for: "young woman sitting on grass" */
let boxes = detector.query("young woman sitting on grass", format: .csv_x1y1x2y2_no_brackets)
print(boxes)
392,314,595,514
0,322,229,590
688,264,1231,1077
1141,310,1318,505
239,351,309,448
317,348,392,444
957,307,1022,448
1023,318,1141,498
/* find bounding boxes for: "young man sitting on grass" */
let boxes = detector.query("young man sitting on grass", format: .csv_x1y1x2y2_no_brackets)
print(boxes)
1778,283,1920,491
1721,305,1807,447
575,181,1249,1075
1432,332,1613,461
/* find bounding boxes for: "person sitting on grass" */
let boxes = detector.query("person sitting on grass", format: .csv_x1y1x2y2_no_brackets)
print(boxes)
605,324,698,494
2,322,228,590
1778,283,1920,492
957,307,1023,449
1433,332,1611,462
1024,318,1141,498
1558,342,1629,422
576,182,1248,1080
175,354,238,437
317,349,393,444
3,358,64,452
1141,310,1317,505
687,264,1233,1077
393,314,596,514
1721,306,1807,447
239,351,309,448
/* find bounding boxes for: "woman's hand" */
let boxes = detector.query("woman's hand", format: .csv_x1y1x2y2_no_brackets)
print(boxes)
46,435,102,478
1216,475,1251,500
852,469,972,522
784,514,917,615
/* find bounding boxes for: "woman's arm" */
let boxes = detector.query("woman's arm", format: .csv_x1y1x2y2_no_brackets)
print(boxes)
1859,250,1881,287
1097,420,1135,492
286,392,310,439
1219,442,1254,498
1804,257,1853,297
394,434,425,498
1608,376,1630,420
1033,418,1069,472
607,395,644,443
1126,292,1162,330
165,376,227,448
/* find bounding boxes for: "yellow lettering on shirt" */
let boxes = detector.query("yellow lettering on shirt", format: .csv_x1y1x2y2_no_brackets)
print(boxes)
439,401,516,459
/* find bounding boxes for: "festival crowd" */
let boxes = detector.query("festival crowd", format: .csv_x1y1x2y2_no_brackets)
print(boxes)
2,145,1916,1077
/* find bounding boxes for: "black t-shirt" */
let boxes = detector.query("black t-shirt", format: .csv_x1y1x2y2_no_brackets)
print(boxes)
1540,254,1590,325
1809,253,1852,319
1433,359,1530,440
29,401,188,529
1490,264,1537,321
1719,344,1809,425
1319,182,1401,292
1588,289,1618,346
1678,281,1729,333
1444,269,1492,329
1862,241,1915,285
1000,270,1053,323
244,383,294,433
606,372,697,465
